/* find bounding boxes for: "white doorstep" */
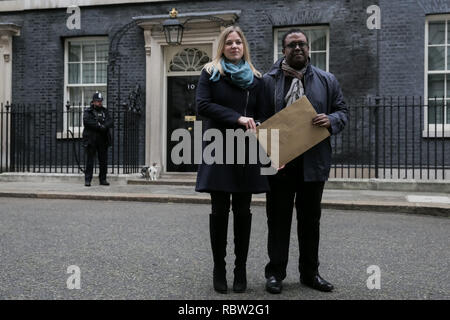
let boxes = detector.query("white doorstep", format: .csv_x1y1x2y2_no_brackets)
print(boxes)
406,195,450,204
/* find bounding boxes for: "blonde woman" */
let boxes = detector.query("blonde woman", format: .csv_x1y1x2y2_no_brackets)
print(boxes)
195,26,270,293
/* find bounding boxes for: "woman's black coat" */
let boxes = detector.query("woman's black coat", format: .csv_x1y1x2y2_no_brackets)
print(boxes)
195,69,270,193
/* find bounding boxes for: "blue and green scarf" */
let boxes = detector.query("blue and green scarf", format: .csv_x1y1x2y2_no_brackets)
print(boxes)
210,58,254,89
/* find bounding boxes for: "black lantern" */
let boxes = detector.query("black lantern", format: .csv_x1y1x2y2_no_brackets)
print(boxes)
162,8,184,45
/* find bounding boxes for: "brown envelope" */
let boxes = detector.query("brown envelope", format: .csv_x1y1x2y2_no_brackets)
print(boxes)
256,96,330,167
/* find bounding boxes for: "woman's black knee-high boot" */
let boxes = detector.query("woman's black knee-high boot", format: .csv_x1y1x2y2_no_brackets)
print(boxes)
233,212,252,293
209,213,229,293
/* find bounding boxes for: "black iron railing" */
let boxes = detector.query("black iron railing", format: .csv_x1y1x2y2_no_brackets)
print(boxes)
330,97,449,180
0,102,142,174
0,98,449,179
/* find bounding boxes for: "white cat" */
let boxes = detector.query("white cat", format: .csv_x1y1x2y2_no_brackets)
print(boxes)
141,163,159,181
149,163,158,181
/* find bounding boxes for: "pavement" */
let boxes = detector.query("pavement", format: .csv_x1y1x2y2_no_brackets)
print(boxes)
0,172,449,217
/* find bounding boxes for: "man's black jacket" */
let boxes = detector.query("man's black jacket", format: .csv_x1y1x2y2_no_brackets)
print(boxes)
263,58,348,181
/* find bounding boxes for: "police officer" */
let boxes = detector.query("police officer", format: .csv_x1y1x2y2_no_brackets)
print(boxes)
82,91,113,187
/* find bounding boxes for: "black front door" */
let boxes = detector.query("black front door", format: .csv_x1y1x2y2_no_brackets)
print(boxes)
167,76,201,172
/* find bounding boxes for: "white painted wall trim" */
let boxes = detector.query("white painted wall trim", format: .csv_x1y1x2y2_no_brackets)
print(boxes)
0,23,20,105
0,23,21,36
0,23,20,170
0,0,180,12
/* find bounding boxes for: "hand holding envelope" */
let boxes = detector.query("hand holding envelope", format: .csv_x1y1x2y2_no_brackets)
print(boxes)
256,96,330,169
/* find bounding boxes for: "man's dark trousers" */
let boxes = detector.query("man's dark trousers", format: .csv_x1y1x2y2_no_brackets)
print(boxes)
265,158,325,281
85,143,108,183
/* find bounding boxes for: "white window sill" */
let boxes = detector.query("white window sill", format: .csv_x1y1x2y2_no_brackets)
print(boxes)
57,130,84,140
422,128,450,138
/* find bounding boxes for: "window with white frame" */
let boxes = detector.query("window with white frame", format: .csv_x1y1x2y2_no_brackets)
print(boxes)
64,37,108,133
273,26,329,72
426,17,450,135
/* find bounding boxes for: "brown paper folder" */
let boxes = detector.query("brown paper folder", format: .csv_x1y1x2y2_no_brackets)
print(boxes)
256,96,330,167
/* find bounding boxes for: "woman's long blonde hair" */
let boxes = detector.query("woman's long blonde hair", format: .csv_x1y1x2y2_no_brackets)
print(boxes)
204,26,262,78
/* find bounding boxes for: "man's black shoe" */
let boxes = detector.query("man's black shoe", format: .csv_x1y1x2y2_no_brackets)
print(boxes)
300,274,334,292
99,180,110,186
85,181,91,187
265,276,282,294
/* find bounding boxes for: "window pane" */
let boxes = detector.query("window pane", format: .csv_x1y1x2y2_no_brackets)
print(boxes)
82,43,95,61
427,99,444,124
96,42,108,61
311,52,326,71
448,21,450,44
447,104,450,124
96,63,107,83
428,74,445,98
169,48,211,72
278,33,284,51
69,87,82,105
68,106,83,128
448,45,450,71
428,46,445,70
310,30,326,51
68,64,80,84
429,22,445,45
82,63,95,83
198,54,210,67
69,43,81,62
448,76,450,99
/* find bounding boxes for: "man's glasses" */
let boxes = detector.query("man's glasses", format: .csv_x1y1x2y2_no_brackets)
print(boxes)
285,41,308,49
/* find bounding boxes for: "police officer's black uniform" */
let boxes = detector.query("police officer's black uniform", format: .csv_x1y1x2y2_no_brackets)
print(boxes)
82,92,113,186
